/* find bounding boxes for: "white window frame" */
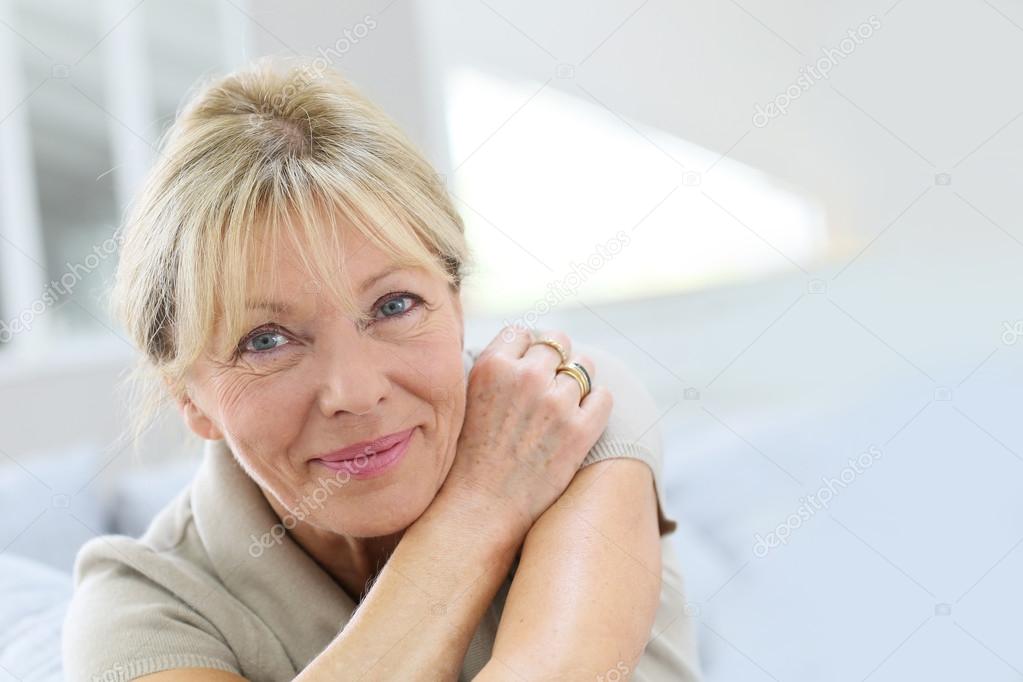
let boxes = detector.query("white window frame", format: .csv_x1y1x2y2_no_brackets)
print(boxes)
0,0,250,367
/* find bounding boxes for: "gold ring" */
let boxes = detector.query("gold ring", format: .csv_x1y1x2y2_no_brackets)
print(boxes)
555,362,591,401
530,337,569,365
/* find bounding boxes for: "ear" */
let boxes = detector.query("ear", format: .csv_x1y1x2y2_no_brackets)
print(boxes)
166,377,224,441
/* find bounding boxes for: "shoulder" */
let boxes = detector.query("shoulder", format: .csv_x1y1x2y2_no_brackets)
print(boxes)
463,339,661,456
63,488,241,682
573,341,658,410
571,342,664,465
463,340,655,411
70,484,208,592
569,342,679,538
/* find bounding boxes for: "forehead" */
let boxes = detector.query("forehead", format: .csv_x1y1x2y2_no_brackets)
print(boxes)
254,223,390,288
246,264,406,313
241,224,431,323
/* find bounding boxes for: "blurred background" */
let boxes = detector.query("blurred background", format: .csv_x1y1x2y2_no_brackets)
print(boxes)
2,0,1023,680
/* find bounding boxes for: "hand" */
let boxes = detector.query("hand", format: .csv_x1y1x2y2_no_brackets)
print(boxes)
438,325,614,544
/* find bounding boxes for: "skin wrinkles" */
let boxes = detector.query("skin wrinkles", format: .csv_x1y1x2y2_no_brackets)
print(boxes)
176,225,469,602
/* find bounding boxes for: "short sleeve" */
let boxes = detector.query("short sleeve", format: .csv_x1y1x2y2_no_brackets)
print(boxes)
575,343,679,537
62,537,241,682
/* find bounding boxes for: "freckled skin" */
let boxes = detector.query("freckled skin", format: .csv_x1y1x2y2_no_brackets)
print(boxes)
177,227,467,599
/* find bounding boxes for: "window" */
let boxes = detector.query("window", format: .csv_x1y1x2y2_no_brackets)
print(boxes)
0,0,245,360
443,66,828,317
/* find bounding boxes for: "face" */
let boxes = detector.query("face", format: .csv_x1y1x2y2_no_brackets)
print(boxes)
179,225,467,538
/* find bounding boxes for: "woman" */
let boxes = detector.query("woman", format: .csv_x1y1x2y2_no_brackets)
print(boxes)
62,56,701,681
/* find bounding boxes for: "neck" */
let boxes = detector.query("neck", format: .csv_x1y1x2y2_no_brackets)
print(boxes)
262,489,405,603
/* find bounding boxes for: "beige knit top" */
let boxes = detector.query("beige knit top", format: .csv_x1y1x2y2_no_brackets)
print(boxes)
62,344,702,681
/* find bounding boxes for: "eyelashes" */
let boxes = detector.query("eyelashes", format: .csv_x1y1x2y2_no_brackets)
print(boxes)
373,292,423,322
237,326,290,356
235,292,426,359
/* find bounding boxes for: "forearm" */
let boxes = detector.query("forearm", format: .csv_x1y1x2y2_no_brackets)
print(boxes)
294,487,521,681
475,459,663,680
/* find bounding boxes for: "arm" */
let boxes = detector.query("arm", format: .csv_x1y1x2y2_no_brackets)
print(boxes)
475,457,662,680
140,486,522,682
139,462,654,682
294,485,522,680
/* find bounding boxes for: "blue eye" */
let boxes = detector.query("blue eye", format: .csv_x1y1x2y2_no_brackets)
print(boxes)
236,293,423,359
376,293,422,320
239,327,290,355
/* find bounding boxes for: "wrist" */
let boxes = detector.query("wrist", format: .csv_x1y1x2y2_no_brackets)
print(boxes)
427,480,528,559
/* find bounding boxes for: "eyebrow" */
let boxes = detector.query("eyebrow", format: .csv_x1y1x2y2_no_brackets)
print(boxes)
245,265,404,313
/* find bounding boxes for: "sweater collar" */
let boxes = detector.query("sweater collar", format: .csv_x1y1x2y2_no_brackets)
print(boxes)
191,436,356,672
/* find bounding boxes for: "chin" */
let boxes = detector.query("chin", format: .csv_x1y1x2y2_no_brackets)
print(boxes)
319,489,435,538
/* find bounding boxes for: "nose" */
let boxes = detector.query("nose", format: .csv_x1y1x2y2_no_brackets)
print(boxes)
313,319,392,418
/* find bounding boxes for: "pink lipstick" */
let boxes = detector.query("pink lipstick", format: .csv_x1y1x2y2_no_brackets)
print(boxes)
312,427,416,480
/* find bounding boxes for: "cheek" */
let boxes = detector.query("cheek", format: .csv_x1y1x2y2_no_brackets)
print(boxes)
407,343,465,412
215,370,310,457
411,348,468,467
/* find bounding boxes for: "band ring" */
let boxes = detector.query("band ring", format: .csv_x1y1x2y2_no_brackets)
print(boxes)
567,360,591,392
555,361,592,402
530,337,569,365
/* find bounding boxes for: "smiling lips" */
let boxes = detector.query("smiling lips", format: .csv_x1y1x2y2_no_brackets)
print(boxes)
314,427,416,462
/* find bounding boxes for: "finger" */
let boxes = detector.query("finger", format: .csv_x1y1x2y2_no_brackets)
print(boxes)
523,329,573,373
552,351,595,405
576,384,614,441
482,323,536,361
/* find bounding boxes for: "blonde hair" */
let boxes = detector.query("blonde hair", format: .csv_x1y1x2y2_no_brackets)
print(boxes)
108,56,472,451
